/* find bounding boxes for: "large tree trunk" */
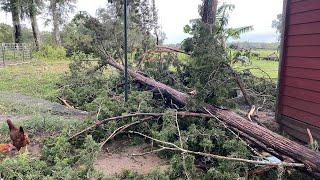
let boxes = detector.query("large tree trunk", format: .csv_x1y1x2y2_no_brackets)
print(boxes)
202,0,218,31
51,0,61,45
101,55,320,176
29,0,41,50
10,0,22,43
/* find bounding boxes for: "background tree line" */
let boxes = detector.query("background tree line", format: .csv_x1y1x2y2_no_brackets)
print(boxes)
0,0,76,50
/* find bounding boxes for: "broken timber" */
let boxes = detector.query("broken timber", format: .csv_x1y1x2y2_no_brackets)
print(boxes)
101,55,320,175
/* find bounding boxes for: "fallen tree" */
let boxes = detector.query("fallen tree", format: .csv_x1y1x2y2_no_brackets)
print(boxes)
99,53,320,176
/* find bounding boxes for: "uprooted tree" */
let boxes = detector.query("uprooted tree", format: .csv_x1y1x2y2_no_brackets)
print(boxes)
56,1,320,179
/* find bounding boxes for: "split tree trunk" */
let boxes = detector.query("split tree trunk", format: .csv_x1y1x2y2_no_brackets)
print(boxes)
101,55,320,175
10,0,22,43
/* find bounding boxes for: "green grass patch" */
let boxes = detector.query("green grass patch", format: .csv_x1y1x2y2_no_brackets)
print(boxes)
234,58,279,79
0,59,70,101
0,114,85,142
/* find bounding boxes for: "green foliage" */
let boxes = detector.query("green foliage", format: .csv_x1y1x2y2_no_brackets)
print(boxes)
0,135,102,179
35,44,67,60
0,23,13,43
61,12,96,55
272,14,283,40
58,59,110,109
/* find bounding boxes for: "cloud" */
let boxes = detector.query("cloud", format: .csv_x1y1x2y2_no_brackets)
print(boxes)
0,0,283,43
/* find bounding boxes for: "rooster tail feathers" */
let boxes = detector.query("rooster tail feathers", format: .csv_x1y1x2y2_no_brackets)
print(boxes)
6,119,16,130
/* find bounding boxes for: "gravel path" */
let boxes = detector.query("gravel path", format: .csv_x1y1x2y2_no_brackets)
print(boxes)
0,91,88,121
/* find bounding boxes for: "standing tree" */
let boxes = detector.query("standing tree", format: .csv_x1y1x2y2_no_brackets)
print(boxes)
272,13,282,41
0,0,22,43
48,0,76,45
22,0,43,49
201,0,218,32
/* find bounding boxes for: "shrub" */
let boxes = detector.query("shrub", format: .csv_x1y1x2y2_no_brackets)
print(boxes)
35,44,67,60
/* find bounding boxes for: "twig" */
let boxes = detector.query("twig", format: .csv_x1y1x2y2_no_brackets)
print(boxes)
128,131,305,167
69,112,213,141
68,113,161,141
57,97,74,109
100,116,155,149
247,105,256,121
131,147,166,156
175,111,190,180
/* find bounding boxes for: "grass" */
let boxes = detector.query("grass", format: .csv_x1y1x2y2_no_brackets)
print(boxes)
0,115,84,143
234,58,279,79
0,59,71,101
233,49,280,79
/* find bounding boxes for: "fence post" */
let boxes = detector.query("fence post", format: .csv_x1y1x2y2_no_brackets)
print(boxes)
22,44,25,62
2,44,5,66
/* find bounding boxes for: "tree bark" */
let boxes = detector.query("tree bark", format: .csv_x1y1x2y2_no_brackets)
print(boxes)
101,55,320,176
51,0,61,45
29,0,41,50
202,0,218,31
10,0,22,43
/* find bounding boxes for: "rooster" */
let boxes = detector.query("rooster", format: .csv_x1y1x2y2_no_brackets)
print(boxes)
6,119,30,151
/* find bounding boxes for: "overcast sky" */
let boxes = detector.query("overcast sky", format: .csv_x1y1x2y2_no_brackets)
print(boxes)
0,0,283,44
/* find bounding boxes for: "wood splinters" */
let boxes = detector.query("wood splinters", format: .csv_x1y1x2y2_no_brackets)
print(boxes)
307,128,314,146
247,105,256,121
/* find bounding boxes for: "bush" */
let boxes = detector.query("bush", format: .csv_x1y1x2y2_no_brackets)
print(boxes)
35,44,67,60
0,135,103,179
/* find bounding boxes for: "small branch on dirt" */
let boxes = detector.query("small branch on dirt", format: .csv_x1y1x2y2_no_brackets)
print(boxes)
128,131,305,167
57,97,74,109
100,116,155,149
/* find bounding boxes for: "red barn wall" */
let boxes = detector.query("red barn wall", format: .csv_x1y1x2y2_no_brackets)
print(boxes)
278,0,320,142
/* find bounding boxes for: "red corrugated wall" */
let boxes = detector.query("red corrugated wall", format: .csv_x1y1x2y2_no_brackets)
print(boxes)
278,0,320,142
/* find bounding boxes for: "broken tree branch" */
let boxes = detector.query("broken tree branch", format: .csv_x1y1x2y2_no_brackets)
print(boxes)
100,116,155,149
69,112,212,141
57,97,74,109
128,131,305,167
68,113,160,141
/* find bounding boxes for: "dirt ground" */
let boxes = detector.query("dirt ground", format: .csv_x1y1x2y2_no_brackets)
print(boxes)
94,140,169,176
0,61,32,68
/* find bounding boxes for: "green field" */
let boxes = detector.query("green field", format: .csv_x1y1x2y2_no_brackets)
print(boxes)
0,59,70,101
233,49,279,79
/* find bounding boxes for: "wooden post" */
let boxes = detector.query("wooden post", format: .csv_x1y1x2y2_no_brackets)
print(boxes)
1,44,5,66
22,44,25,62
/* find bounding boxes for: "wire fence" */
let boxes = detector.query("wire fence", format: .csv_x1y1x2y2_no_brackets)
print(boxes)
1,43,33,67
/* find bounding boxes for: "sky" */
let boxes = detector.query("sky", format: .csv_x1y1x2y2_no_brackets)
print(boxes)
0,0,284,44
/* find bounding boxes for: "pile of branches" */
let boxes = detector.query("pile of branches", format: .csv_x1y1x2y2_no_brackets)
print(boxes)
60,51,320,179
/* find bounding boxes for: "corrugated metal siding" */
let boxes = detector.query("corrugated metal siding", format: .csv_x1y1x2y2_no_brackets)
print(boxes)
278,0,320,142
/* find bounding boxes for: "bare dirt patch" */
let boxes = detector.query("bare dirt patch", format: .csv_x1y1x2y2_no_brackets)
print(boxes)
94,140,169,176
